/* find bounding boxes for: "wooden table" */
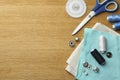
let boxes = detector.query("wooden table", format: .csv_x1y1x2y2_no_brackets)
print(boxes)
0,0,120,80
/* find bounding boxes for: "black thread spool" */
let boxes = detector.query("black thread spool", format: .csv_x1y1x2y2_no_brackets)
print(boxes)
91,49,105,65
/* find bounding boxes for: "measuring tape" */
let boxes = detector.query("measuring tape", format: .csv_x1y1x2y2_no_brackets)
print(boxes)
66,0,87,18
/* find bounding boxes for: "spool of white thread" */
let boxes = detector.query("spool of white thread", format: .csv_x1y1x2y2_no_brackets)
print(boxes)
99,35,107,54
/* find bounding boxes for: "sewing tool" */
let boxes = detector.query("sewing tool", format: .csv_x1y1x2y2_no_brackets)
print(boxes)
106,52,112,58
83,62,89,68
91,49,105,65
69,40,75,47
99,35,107,53
66,0,87,18
113,22,120,30
93,67,99,73
72,0,119,35
107,14,120,22
74,37,80,42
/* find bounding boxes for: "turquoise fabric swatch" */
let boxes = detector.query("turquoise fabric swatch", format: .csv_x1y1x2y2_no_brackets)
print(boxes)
76,28,120,80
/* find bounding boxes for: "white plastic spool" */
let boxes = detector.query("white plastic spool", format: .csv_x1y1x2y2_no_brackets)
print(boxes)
66,0,87,18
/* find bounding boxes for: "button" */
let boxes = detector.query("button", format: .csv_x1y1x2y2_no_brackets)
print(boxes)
84,71,88,76
106,52,112,58
87,64,92,70
93,67,99,73
83,62,89,67
69,40,75,47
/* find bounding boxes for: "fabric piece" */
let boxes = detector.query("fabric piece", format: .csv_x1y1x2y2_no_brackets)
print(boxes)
66,23,120,76
76,28,120,80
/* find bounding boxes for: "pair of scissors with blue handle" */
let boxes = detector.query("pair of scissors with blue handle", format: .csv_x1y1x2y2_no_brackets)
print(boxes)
72,0,119,35
93,0,119,15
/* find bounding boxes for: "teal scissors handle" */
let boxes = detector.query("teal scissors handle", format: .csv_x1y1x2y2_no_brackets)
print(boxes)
92,0,119,16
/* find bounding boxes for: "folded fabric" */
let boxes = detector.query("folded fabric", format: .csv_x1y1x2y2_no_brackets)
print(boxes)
66,23,120,76
76,28,120,80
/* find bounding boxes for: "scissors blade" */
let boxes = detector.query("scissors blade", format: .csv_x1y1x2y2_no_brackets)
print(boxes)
72,11,95,35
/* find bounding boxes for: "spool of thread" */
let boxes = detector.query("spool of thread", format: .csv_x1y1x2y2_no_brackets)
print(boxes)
99,35,106,54
113,22,120,30
107,14,120,22
91,49,105,65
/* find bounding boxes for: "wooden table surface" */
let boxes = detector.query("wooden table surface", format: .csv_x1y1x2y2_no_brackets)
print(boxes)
0,0,120,80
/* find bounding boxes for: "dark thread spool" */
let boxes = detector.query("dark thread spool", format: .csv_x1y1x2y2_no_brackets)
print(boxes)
90,49,105,65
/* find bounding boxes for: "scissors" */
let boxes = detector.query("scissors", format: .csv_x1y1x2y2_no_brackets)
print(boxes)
72,0,119,35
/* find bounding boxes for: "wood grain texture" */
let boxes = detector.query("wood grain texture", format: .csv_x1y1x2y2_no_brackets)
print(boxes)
0,0,119,80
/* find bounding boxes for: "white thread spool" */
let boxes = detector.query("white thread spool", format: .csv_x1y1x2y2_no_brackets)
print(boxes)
99,35,106,53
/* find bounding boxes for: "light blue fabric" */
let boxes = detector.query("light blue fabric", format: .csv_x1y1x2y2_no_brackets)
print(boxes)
76,28,120,80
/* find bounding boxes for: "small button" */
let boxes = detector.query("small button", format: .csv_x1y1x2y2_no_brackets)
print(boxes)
106,52,112,58
83,62,89,67
84,71,88,76
87,64,92,70
93,67,99,73
69,40,75,47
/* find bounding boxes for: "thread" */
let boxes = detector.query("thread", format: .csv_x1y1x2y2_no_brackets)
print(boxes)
107,14,120,22
113,22,120,30
91,49,105,65
99,35,106,54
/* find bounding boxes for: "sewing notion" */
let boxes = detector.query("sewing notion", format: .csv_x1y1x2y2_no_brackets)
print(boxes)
93,67,99,73
107,14,120,30
91,49,106,65
107,14,120,22
69,37,80,47
74,37,80,42
99,35,107,54
106,52,112,58
66,0,87,18
113,22,120,30
69,40,75,47
72,0,119,35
